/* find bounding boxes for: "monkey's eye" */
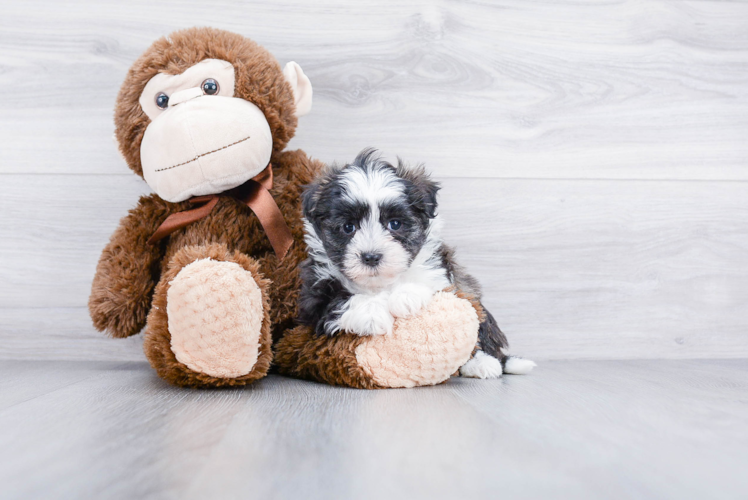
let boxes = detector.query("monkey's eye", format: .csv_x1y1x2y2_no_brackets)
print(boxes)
343,223,356,235
387,220,402,231
201,78,219,95
155,92,169,109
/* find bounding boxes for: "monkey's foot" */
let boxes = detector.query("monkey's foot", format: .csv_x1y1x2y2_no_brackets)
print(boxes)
168,259,264,377
144,244,272,388
355,292,479,388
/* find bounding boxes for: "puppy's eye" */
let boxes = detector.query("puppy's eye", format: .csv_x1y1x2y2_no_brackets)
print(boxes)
155,92,169,109
387,219,402,231
202,78,219,95
343,223,356,234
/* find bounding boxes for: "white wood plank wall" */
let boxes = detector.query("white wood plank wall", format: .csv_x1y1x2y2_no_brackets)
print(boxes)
1,0,746,361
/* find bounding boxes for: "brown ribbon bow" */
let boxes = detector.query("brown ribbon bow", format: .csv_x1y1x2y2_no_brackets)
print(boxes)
147,164,294,261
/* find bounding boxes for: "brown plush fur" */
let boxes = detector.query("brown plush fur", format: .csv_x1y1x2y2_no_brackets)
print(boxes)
89,28,322,387
143,244,273,388
275,326,385,389
89,195,173,338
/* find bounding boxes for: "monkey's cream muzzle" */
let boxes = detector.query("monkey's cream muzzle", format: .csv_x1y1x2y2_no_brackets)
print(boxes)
141,93,273,203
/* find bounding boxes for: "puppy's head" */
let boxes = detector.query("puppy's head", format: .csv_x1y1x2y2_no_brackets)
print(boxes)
303,148,440,290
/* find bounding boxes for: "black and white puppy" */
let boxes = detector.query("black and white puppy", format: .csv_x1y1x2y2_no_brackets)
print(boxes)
298,149,535,378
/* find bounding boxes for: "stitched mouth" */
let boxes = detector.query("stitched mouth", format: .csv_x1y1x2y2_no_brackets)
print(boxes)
154,136,251,172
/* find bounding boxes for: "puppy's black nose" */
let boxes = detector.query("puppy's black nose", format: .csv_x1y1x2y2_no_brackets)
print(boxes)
361,252,382,267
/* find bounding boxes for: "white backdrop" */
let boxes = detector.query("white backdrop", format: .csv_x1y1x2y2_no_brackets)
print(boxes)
1,0,747,361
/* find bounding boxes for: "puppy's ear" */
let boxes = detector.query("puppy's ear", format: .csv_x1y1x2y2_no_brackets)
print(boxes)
301,178,321,221
398,161,440,219
302,166,337,236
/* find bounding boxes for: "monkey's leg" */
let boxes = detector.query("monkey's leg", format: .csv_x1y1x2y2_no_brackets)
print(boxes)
276,292,479,389
143,243,272,388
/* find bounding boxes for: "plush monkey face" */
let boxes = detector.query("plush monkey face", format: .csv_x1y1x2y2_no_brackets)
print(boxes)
114,28,312,202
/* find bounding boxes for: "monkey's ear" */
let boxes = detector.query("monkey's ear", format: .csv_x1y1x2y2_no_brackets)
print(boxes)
283,61,313,117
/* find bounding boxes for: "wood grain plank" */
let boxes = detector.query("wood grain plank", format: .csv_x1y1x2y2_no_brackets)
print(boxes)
0,308,144,362
0,175,746,360
0,361,248,500
0,360,130,411
1,0,746,179
438,177,748,359
0,174,152,309
1,361,747,499
450,359,748,500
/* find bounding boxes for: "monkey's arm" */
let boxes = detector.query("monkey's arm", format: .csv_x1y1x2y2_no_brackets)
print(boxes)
89,194,174,338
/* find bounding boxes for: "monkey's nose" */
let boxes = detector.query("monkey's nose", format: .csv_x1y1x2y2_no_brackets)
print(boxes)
361,253,382,267
169,87,203,107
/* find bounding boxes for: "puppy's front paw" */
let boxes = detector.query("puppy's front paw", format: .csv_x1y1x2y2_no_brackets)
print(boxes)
337,293,394,336
388,283,435,318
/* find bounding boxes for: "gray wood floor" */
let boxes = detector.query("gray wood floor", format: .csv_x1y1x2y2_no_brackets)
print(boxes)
1,360,746,500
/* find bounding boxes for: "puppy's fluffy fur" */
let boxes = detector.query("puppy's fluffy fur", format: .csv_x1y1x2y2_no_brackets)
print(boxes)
298,149,535,377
